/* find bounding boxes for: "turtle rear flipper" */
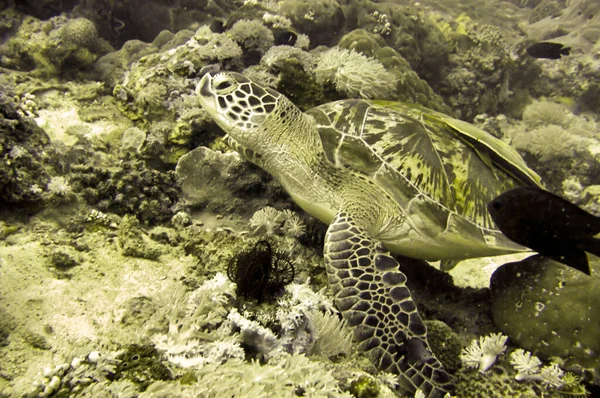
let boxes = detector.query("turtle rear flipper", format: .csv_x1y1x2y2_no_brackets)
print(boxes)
324,211,454,397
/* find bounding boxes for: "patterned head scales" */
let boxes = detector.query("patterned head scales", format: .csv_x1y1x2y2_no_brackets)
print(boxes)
196,72,282,137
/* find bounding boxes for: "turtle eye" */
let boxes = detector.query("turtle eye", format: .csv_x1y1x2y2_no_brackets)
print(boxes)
215,81,233,91
212,74,237,94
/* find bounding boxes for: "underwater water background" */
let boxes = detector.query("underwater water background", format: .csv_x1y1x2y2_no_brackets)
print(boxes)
0,0,599,397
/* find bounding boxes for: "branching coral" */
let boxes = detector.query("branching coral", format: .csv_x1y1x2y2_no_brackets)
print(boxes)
70,160,181,224
227,308,282,360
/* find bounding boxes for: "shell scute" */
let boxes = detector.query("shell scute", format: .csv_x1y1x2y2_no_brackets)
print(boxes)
309,99,540,230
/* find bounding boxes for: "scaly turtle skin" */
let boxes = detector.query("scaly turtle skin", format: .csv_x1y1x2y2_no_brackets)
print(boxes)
197,72,542,397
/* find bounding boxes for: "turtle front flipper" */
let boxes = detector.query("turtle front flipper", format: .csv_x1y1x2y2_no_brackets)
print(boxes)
324,211,454,397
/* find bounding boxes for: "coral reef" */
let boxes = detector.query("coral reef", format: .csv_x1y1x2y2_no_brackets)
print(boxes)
71,160,181,225
432,15,513,120
346,2,450,82
0,0,599,396
278,0,345,44
337,29,452,114
0,15,111,77
228,19,275,65
118,214,163,260
502,98,600,191
0,84,51,211
113,344,173,390
454,364,548,397
73,0,215,47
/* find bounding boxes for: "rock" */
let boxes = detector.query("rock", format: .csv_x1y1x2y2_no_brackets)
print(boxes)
176,147,245,209
118,214,163,260
175,147,289,217
278,0,344,44
490,255,600,384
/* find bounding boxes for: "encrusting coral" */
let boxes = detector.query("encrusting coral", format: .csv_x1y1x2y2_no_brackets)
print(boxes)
70,160,181,225
0,16,110,77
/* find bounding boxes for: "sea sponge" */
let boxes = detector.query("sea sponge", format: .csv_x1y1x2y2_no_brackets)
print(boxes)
314,47,397,99
491,256,600,385
60,18,98,48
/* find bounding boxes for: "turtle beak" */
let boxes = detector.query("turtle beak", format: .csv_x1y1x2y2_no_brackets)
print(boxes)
197,73,234,131
197,73,213,99
197,74,220,118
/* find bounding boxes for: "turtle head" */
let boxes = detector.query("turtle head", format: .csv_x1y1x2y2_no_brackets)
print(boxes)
197,71,321,182
197,72,283,147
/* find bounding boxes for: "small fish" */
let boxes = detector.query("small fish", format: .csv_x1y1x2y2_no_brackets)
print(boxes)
209,19,226,34
526,42,570,59
274,30,298,46
488,186,600,275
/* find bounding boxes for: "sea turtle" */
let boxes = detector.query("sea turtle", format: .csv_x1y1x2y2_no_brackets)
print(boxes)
196,72,543,397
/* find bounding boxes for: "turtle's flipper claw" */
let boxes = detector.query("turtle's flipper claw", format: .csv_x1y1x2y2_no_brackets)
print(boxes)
324,212,454,397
